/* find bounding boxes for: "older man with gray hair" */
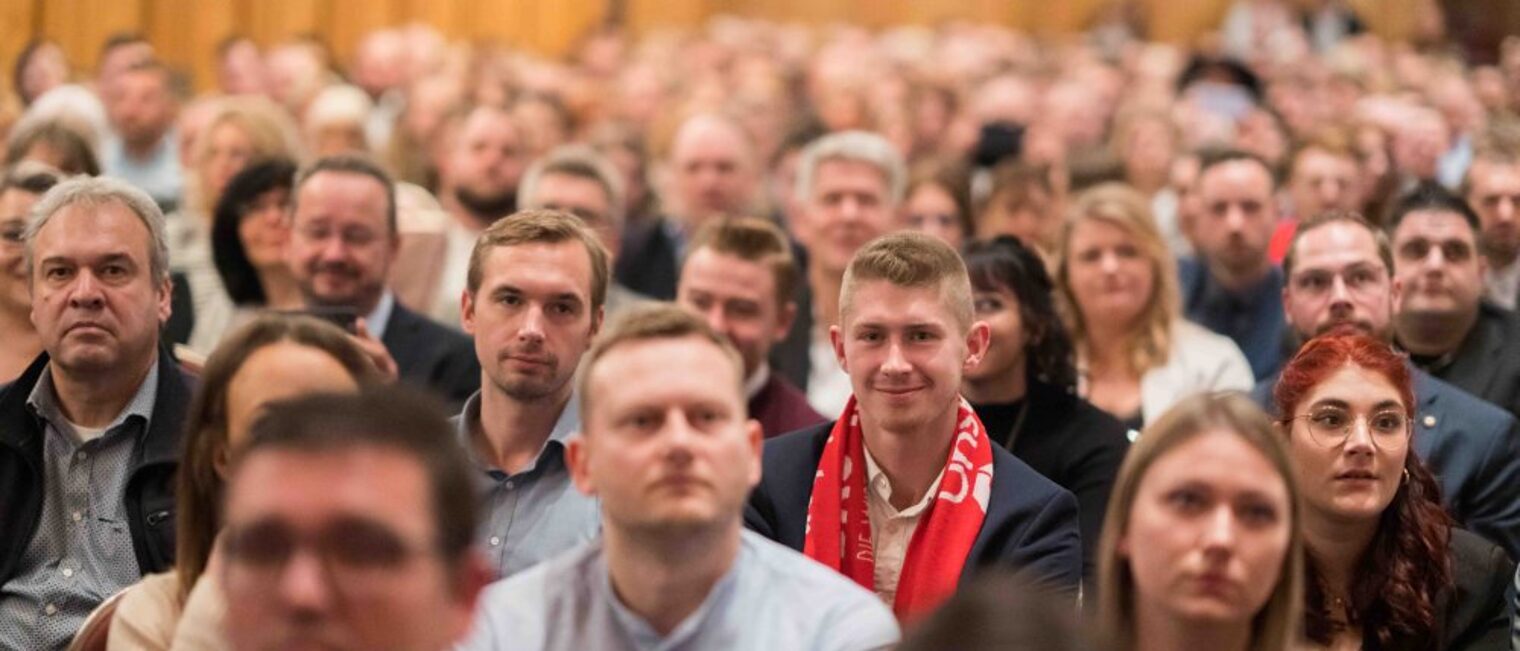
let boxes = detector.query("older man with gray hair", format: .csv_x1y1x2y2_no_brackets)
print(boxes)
0,176,194,650
770,130,907,416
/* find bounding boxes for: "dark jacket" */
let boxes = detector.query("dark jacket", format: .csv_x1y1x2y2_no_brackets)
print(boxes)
1426,528,1511,651
744,422,1083,592
748,372,825,439
1254,367,1520,559
0,348,194,585
614,218,680,300
1416,302,1520,421
382,301,480,406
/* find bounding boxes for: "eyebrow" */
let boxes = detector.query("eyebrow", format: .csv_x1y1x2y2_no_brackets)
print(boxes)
38,252,137,267
491,284,585,303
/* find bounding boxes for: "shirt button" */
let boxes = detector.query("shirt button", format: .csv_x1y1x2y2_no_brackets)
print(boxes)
43,603,57,616
504,480,516,490
75,451,87,462
489,536,502,547
71,511,83,523
61,568,73,578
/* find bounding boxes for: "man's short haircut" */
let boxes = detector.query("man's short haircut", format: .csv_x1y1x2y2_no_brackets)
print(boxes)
1463,127,1520,195
682,216,797,312
231,386,477,564
576,303,744,428
0,161,65,197
293,154,397,235
1198,148,1279,187
121,59,186,100
466,208,611,313
518,144,626,225
24,175,170,284
839,231,974,331
1281,210,1394,281
1385,182,1481,235
99,32,149,64
1288,128,1357,178
794,130,906,206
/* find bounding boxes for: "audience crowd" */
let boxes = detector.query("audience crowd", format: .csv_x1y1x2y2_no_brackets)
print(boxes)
6,2,1520,649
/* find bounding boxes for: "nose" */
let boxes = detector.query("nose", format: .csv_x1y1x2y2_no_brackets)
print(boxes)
277,547,335,615
67,269,105,309
1200,506,1238,553
1343,415,1377,455
659,408,698,460
318,234,348,262
882,340,911,375
1327,272,1354,305
702,304,728,336
518,304,546,342
1224,205,1246,233
1099,250,1121,274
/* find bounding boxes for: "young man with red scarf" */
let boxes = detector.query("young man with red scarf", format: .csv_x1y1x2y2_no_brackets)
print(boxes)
745,232,1083,620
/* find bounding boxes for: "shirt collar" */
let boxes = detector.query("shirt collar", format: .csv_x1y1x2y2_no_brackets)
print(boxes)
364,290,396,341
599,534,745,647
454,390,582,474
862,444,941,518
27,356,160,441
743,363,771,401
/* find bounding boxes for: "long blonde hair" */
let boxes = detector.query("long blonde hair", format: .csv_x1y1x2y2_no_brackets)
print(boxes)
188,97,304,215
1056,182,1180,374
1097,392,1305,651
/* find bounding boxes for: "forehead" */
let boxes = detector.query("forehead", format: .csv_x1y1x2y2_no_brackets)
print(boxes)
294,171,389,224
1300,363,1404,408
480,240,593,296
1293,147,1356,175
0,189,40,218
229,342,359,404
673,121,746,162
1291,222,1381,270
1394,209,1476,242
813,159,889,194
845,279,959,329
1469,161,1520,189
462,109,517,142
681,247,776,300
1199,159,1273,194
33,200,153,260
1139,431,1288,502
226,447,432,533
535,172,611,207
588,336,741,414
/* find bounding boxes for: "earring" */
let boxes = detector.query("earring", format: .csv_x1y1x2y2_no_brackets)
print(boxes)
1402,468,1410,484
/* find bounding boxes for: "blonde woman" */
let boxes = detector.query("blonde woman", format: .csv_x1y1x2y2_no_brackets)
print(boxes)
1097,391,1304,651
1056,182,1253,432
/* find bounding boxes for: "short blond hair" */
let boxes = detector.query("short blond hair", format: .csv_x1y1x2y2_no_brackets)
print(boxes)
1056,183,1180,374
683,216,796,312
466,209,610,313
576,304,744,428
839,231,973,331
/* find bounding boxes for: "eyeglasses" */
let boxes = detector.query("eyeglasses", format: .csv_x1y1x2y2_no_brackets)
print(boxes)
222,519,438,592
1286,406,1410,450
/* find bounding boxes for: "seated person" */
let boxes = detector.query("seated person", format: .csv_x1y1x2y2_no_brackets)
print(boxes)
461,305,899,650
746,232,1082,619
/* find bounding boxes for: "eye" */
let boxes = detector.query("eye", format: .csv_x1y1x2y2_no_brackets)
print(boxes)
1311,410,1348,429
100,264,129,279
1237,501,1279,527
1165,487,1208,513
1372,412,1407,433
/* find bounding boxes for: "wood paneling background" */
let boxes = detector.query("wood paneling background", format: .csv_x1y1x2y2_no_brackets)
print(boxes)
0,0,1467,99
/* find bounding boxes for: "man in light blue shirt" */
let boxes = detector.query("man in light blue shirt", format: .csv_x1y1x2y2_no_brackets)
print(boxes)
452,209,608,578
101,61,182,211
458,305,898,651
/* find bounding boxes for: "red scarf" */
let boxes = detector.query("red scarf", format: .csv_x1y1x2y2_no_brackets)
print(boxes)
803,395,994,620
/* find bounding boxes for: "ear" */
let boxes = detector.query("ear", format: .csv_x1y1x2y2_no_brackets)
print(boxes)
963,320,991,372
460,289,476,335
772,301,798,344
1115,530,1131,557
1389,274,1404,307
590,305,604,339
745,418,764,486
156,274,173,325
212,444,230,480
1281,285,1292,325
445,550,495,644
565,434,597,496
829,324,847,371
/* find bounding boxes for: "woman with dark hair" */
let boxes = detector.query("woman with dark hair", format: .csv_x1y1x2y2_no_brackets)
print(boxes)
961,235,1130,578
1274,331,1510,650
101,314,380,650
901,158,973,250
211,157,302,311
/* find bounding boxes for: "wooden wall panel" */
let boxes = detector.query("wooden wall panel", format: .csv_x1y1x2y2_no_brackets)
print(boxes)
0,0,37,105
40,0,145,74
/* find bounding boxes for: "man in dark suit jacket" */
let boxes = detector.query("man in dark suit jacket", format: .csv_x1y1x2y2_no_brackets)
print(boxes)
287,154,479,405
676,217,824,438
616,114,761,300
745,233,1082,614
1266,209,1520,558
1387,184,1520,419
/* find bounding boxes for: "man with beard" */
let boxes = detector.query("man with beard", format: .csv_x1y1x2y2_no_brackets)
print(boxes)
1179,149,1287,380
1389,183,1520,419
1252,210,1520,557
101,61,183,211
451,210,606,579
1464,146,1520,310
286,155,478,404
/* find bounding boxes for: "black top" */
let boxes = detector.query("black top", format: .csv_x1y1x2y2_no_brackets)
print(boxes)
972,379,1131,579
1409,301,1520,421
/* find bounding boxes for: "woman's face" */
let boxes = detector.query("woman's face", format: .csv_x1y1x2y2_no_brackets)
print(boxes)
201,122,257,204
0,189,41,315
1065,218,1155,331
1121,430,1292,626
224,341,361,448
237,188,292,271
963,284,1026,385
1285,364,1410,524
978,190,1057,251
902,183,965,250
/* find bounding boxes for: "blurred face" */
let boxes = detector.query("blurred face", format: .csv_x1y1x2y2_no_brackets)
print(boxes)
287,171,397,313
222,447,480,651
798,160,895,276
462,241,600,403
1391,113,1448,181
202,122,257,204
0,189,41,314
832,281,988,435
1194,160,1277,279
110,69,177,150
525,172,619,257
1065,218,1155,331
677,247,791,378
450,109,525,222
1288,148,1360,218
237,188,292,271
1465,160,1520,263
571,336,762,534
962,285,1026,385
1283,222,1399,340
224,342,361,447
1285,364,1409,525
668,120,757,225
901,183,964,250
978,189,1057,251
1119,431,1291,626
29,201,169,375
1392,209,1484,320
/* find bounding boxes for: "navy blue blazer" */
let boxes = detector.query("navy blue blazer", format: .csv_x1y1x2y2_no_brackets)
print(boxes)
744,422,1084,592
381,301,480,407
1254,366,1520,559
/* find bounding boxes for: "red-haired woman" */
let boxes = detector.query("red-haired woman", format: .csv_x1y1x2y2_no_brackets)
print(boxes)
1274,330,1511,650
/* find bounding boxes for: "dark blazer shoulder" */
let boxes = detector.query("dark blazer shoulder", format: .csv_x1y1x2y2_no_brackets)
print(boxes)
745,423,831,549
382,302,480,404
1439,528,1512,651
